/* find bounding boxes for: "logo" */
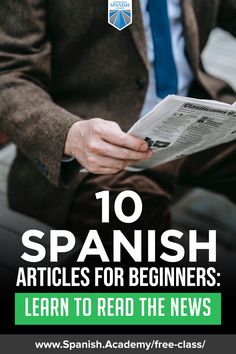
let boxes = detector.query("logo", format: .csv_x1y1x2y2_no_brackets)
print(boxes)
108,0,132,31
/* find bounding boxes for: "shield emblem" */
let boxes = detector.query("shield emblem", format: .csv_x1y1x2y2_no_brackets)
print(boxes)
108,0,132,31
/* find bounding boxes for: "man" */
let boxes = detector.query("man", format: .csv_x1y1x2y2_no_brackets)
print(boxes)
0,0,236,237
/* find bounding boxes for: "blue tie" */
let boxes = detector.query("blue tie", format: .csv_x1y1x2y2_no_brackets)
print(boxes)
148,0,178,98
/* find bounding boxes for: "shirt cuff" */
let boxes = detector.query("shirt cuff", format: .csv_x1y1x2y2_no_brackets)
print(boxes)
61,155,74,163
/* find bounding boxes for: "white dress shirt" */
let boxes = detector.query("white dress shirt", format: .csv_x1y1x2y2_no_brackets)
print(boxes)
139,0,194,117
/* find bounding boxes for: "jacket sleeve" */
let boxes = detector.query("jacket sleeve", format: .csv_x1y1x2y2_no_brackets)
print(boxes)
0,0,81,187
217,0,236,37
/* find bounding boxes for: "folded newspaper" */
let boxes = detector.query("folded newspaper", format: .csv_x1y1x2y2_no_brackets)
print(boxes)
127,95,236,171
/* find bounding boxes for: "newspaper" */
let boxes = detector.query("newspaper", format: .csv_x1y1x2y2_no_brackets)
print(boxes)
127,95,236,171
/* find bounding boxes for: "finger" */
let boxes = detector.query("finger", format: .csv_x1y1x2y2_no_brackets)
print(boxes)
90,139,152,161
90,155,137,170
98,167,120,175
89,167,120,175
101,125,149,152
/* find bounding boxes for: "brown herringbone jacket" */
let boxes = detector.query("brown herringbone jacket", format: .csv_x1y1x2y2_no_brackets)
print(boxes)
0,0,236,226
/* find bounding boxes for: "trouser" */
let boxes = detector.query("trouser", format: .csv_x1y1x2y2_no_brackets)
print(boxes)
65,141,236,245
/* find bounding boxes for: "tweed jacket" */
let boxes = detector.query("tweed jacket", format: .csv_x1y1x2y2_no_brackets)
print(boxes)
0,0,236,227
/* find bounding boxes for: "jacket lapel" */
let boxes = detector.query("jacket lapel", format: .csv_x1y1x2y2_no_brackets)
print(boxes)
181,0,200,74
129,0,148,69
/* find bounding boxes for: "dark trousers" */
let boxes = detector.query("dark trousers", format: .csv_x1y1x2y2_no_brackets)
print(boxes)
65,141,236,243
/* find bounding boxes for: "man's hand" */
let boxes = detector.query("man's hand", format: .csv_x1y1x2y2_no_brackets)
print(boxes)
64,118,152,174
